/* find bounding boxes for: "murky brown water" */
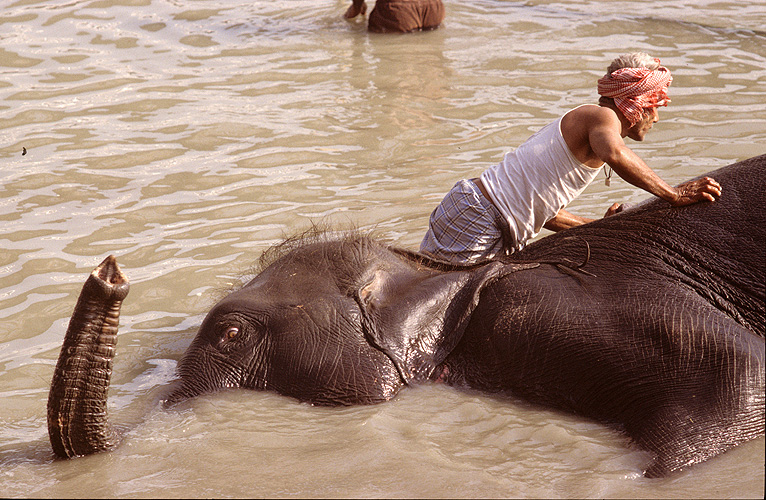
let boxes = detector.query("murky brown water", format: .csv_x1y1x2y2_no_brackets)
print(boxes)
1,1,764,498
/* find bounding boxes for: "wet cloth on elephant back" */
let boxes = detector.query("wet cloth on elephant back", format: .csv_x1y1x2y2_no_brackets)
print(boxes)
368,0,445,33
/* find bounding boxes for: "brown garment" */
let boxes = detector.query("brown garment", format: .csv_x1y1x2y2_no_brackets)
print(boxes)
368,0,445,33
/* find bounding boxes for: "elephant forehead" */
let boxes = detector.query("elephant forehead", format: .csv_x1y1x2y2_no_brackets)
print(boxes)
218,278,361,321
246,239,416,298
244,263,342,298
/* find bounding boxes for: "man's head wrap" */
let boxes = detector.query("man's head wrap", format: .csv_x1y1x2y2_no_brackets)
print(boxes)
597,59,672,126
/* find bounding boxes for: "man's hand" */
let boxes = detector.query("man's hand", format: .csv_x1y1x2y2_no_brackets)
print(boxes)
604,202,624,217
344,1,367,19
670,176,722,206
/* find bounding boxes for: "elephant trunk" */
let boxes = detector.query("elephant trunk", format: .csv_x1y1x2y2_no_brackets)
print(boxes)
47,255,129,458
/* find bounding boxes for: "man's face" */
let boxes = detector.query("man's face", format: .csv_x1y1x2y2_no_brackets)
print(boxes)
626,106,659,141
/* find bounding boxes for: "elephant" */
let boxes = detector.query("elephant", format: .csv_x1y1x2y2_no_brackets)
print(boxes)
48,154,765,478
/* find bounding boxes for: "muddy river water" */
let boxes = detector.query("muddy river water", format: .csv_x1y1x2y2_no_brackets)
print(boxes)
1,1,764,498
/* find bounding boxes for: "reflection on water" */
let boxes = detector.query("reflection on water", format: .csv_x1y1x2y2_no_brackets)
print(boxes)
1,0,764,498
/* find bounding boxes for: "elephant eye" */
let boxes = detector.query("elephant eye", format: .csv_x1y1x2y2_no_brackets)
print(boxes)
224,326,239,340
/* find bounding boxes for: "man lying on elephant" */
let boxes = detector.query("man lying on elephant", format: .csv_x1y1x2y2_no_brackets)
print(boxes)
420,52,723,263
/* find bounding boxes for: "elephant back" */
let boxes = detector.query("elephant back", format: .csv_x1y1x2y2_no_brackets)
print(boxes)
516,154,766,337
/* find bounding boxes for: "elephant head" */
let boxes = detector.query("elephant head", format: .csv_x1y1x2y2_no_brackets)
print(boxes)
165,233,538,406
48,231,537,457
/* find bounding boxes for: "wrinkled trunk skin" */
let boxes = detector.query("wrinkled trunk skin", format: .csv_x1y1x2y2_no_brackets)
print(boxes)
47,255,129,458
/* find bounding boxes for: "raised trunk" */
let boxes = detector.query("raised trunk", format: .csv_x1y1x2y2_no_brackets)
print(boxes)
47,255,129,458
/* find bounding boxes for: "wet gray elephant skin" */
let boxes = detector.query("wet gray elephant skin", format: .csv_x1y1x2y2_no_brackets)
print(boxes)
48,154,765,477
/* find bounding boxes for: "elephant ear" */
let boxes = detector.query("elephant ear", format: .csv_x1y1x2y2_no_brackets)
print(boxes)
355,259,538,384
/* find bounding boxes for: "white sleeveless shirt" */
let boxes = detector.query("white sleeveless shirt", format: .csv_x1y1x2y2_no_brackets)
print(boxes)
480,107,603,250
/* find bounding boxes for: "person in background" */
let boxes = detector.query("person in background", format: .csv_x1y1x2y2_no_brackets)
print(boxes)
419,52,722,263
343,0,445,33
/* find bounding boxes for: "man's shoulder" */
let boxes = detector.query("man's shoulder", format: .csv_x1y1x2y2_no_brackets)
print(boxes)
567,103,615,120
564,104,621,133
560,104,623,163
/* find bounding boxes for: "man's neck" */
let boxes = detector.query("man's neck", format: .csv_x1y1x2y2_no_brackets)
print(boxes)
598,99,630,138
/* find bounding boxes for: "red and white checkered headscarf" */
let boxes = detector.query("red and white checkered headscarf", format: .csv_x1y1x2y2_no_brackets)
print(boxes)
597,60,672,126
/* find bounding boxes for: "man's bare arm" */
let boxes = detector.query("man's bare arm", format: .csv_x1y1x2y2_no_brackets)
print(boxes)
543,209,595,232
344,0,367,18
588,111,722,206
544,202,627,232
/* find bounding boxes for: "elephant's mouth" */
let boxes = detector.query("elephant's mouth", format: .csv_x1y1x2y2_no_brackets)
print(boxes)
162,379,197,408
162,357,245,408
162,377,246,408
